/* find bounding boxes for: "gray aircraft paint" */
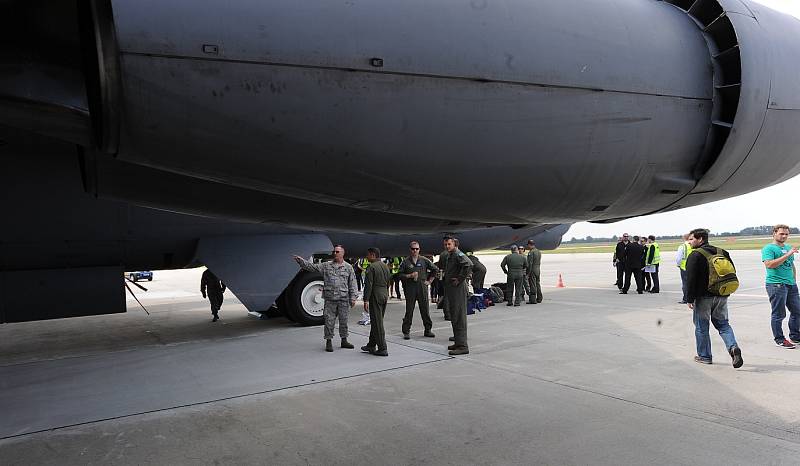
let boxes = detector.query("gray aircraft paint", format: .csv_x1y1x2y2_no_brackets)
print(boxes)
2,0,800,321
0,130,565,322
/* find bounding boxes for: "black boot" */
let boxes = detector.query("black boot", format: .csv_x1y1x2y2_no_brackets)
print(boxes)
424,330,435,338
341,338,354,349
325,340,333,352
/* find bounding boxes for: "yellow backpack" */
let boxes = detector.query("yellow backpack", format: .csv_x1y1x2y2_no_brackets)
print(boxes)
695,248,739,296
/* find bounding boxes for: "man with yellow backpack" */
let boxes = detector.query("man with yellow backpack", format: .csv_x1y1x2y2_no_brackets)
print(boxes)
685,228,743,368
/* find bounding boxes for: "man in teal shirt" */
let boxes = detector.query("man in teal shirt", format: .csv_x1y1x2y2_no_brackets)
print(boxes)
762,224,800,349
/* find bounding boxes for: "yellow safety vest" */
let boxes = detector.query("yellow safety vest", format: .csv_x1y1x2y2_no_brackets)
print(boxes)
650,242,661,265
679,242,693,271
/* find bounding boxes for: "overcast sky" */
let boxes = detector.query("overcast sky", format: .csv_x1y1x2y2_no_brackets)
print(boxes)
567,0,800,239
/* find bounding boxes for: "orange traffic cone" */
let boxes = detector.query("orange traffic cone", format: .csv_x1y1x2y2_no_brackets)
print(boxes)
556,273,565,288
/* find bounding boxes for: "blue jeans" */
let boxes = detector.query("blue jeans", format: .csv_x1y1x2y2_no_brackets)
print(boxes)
693,296,738,360
680,269,688,302
766,283,800,343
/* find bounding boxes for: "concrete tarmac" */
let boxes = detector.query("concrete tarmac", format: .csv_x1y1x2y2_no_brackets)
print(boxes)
1,250,800,465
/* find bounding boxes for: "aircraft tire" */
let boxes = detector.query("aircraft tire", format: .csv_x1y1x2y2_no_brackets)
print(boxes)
286,271,326,326
277,288,296,322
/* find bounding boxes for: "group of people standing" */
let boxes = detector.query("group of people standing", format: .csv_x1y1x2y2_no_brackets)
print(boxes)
613,234,661,294
609,224,800,369
500,240,543,306
206,224,800,371
293,236,475,357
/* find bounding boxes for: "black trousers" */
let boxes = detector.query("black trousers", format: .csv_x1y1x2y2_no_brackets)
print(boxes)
645,264,660,292
209,292,223,315
391,274,402,298
616,262,625,289
623,267,644,293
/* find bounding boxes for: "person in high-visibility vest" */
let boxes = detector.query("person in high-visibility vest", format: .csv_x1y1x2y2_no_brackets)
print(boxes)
389,256,403,299
642,239,652,291
645,235,661,293
675,233,693,304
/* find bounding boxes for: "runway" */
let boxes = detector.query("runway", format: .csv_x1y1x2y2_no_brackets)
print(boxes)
1,250,799,465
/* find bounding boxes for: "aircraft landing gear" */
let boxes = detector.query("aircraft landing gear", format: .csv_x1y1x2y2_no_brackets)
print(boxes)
279,271,325,326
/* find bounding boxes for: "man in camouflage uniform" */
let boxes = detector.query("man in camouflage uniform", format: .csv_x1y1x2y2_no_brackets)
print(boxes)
442,237,472,355
501,245,527,306
526,239,543,303
399,240,440,339
362,247,391,356
293,244,358,352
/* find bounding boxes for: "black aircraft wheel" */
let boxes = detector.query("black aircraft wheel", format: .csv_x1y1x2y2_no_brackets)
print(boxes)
286,271,326,326
276,289,296,322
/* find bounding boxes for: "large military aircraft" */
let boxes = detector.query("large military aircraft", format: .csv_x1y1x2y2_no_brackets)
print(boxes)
2,0,800,324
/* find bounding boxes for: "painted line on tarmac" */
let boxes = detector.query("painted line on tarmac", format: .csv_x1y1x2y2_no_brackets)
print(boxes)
550,285,767,299
0,355,452,441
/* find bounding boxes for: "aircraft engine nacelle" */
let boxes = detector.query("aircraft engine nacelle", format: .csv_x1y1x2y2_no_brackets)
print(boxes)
3,0,800,230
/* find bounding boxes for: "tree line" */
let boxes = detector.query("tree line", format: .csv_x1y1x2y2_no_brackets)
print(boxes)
565,225,800,244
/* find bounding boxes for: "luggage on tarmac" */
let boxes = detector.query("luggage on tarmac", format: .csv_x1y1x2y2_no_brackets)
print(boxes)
489,285,505,303
477,288,495,306
467,293,485,315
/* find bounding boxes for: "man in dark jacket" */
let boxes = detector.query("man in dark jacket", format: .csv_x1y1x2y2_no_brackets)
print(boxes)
685,228,743,368
613,233,630,290
200,269,226,322
621,235,645,294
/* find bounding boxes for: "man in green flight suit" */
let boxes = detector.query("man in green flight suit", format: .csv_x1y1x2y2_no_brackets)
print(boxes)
526,239,543,303
399,241,439,339
361,247,391,356
442,237,472,355
501,245,527,306
436,236,451,320
467,253,487,293
520,247,531,303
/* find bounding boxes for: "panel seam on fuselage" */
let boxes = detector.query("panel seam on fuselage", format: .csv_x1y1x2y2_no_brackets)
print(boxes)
121,51,712,102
